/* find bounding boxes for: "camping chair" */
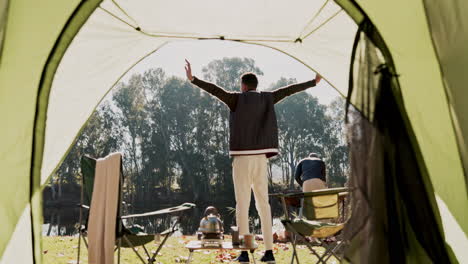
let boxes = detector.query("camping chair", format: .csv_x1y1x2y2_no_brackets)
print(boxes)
271,187,348,264
77,154,196,264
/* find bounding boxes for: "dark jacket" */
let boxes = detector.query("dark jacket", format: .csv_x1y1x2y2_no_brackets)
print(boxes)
294,157,326,186
191,77,316,158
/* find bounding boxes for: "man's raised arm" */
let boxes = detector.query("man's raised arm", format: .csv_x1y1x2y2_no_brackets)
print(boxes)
272,74,322,104
185,59,237,111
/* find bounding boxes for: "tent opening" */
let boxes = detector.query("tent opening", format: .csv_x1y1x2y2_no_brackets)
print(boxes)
41,40,351,263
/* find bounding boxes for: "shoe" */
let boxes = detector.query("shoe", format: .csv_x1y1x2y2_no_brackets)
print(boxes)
260,250,276,263
235,251,250,263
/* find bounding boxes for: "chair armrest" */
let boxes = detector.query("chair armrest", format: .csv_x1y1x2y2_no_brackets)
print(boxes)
271,188,348,221
77,204,90,210
271,187,348,198
338,192,349,198
121,203,195,219
78,201,130,210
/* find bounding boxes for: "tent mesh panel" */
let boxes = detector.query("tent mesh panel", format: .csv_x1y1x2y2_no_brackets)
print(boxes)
343,22,452,263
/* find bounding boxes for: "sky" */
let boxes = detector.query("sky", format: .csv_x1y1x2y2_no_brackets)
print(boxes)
122,40,341,105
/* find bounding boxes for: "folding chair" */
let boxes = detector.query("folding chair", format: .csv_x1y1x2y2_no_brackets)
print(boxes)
271,187,348,264
77,154,196,264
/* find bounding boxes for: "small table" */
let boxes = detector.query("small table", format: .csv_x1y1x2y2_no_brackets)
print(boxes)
185,240,258,264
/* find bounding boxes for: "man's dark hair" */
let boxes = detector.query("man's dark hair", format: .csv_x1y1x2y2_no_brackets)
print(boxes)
241,72,258,90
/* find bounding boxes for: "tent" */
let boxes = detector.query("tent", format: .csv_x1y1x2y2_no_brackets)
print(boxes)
0,0,466,263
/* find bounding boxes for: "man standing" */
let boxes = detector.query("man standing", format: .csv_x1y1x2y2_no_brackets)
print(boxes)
185,59,321,263
294,153,327,192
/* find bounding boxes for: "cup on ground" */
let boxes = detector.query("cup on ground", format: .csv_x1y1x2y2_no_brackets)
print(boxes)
243,234,254,248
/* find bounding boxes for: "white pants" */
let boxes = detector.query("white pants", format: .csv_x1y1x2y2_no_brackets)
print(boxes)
232,155,273,250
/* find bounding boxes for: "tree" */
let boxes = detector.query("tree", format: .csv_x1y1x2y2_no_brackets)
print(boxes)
325,97,349,187
202,57,264,91
269,77,334,188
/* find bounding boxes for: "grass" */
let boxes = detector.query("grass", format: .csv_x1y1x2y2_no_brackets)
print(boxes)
42,235,339,263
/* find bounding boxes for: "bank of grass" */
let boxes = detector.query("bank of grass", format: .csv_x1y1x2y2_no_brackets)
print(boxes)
42,235,339,263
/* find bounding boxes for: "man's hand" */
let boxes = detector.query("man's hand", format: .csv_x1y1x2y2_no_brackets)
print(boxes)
315,73,322,84
185,59,194,81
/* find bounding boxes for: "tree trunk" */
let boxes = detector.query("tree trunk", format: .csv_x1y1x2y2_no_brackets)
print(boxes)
51,176,57,200
129,136,139,215
289,151,296,189
57,214,61,236
267,163,273,187
179,153,198,201
46,212,55,236
58,171,63,201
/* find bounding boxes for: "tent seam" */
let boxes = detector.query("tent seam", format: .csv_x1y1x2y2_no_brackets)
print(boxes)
99,6,136,30
300,10,343,41
99,7,296,43
111,0,139,27
297,0,330,37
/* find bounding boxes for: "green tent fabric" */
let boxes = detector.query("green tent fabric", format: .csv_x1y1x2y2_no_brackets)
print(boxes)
0,0,8,63
422,0,468,190
0,0,466,263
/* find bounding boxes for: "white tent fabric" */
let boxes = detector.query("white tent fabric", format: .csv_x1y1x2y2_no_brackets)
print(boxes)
436,195,468,263
247,10,356,97
115,0,341,41
41,0,357,183
0,205,33,264
42,8,168,183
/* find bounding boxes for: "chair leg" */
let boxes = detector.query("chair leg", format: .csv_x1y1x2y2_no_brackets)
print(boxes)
77,231,89,263
78,175,84,264
82,236,89,249
290,247,295,264
117,238,122,264
150,219,178,261
322,249,335,263
150,229,173,261
142,244,152,261
303,240,326,264
123,236,147,264
314,238,347,264
285,223,306,264
250,250,257,264
77,230,82,264
288,228,323,264
186,250,194,264
290,234,300,264
322,240,345,263
315,247,328,264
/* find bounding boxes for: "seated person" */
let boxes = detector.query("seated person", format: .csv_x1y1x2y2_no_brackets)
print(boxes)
292,153,330,244
295,153,327,192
